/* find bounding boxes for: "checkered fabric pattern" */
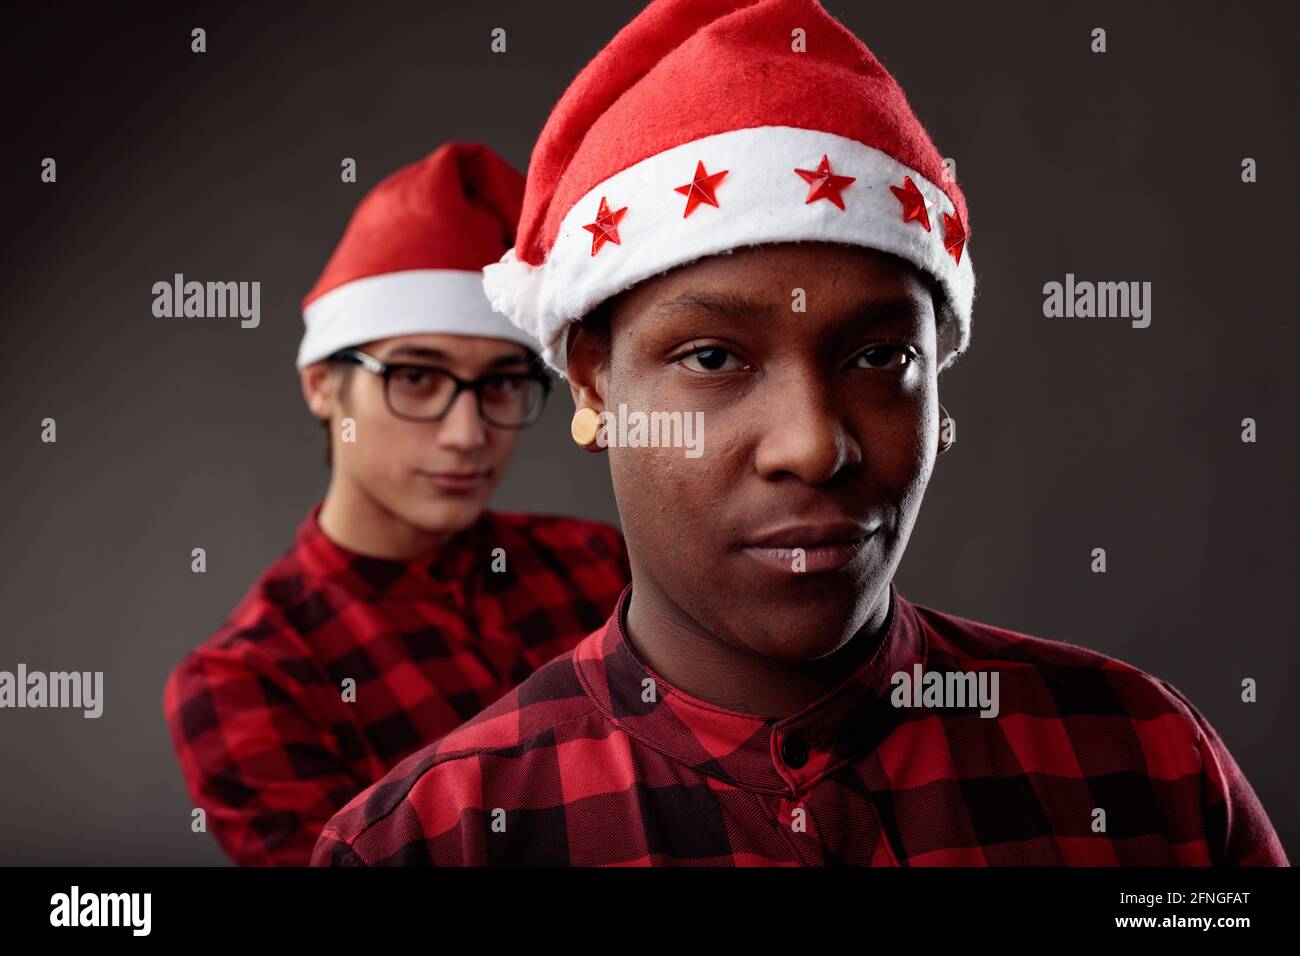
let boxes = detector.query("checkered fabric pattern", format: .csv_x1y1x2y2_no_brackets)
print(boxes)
313,582,1287,866
164,503,630,866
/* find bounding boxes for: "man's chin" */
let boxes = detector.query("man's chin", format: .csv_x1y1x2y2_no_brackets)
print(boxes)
399,496,488,540
728,552,879,604
749,612,871,662
684,561,884,660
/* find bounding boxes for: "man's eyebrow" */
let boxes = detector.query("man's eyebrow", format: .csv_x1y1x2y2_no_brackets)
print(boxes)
847,297,930,328
647,290,928,329
382,346,529,368
480,352,531,369
647,291,781,322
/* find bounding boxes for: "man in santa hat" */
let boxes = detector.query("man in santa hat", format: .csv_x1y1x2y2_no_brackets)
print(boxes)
313,1,1286,866
164,142,630,866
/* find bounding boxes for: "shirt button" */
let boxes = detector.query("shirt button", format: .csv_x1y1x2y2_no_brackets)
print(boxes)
781,736,809,769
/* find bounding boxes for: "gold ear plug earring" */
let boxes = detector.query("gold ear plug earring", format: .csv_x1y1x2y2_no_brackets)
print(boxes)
570,407,604,451
938,402,956,455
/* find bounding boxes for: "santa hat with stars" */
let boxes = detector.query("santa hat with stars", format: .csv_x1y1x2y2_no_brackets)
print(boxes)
297,141,539,369
483,0,975,374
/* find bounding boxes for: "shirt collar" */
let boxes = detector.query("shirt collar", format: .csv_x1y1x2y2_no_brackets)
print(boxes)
293,502,485,600
574,580,926,795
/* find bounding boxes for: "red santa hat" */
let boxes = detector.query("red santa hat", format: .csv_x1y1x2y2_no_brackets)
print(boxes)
298,141,539,369
483,0,975,374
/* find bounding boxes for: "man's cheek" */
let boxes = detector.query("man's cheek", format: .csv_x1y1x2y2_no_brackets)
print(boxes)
612,448,689,535
373,422,420,486
645,448,718,541
481,435,511,479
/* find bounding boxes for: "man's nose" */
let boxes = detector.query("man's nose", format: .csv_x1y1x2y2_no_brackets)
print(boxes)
753,370,861,484
434,390,489,449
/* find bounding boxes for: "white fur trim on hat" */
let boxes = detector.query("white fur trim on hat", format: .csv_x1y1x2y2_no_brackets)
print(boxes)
297,269,541,369
483,125,974,375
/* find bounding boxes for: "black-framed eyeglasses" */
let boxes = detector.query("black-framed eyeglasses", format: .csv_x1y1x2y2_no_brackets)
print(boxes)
330,348,552,429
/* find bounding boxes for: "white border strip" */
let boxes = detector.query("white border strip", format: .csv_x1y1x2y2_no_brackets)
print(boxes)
484,125,974,374
298,269,541,368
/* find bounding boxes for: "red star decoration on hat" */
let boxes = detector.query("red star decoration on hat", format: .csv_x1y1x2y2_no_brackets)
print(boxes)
794,155,855,210
582,196,627,256
889,176,931,232
674,161,729,218
942,209,967,264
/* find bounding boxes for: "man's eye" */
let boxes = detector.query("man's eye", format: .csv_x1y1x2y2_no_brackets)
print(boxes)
394,367,449,392
679,347,742,373
854,346,914,370
483,375,520,394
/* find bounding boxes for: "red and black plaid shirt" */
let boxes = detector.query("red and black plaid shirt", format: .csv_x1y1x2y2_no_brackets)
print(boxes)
163,503,630,866
313,581,1287,866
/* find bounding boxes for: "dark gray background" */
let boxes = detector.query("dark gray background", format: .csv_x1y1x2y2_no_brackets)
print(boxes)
1,1,1295,864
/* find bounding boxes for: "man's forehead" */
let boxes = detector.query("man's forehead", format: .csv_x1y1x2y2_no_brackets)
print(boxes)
625,244,933,321
632,291,933,348
369,333,529,363
647,289,927,322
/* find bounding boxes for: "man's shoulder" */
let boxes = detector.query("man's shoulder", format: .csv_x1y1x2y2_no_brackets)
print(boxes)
163,547,319,707
906,596,1200,727
314,638,605,856
484,511,624,560
434,638,602,752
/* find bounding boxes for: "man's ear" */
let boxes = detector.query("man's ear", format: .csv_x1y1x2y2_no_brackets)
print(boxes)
300,361,338,420
565,324,610,413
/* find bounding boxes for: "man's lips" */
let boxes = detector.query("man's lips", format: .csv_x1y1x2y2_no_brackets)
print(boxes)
739,520,879,574
414,468,492,493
